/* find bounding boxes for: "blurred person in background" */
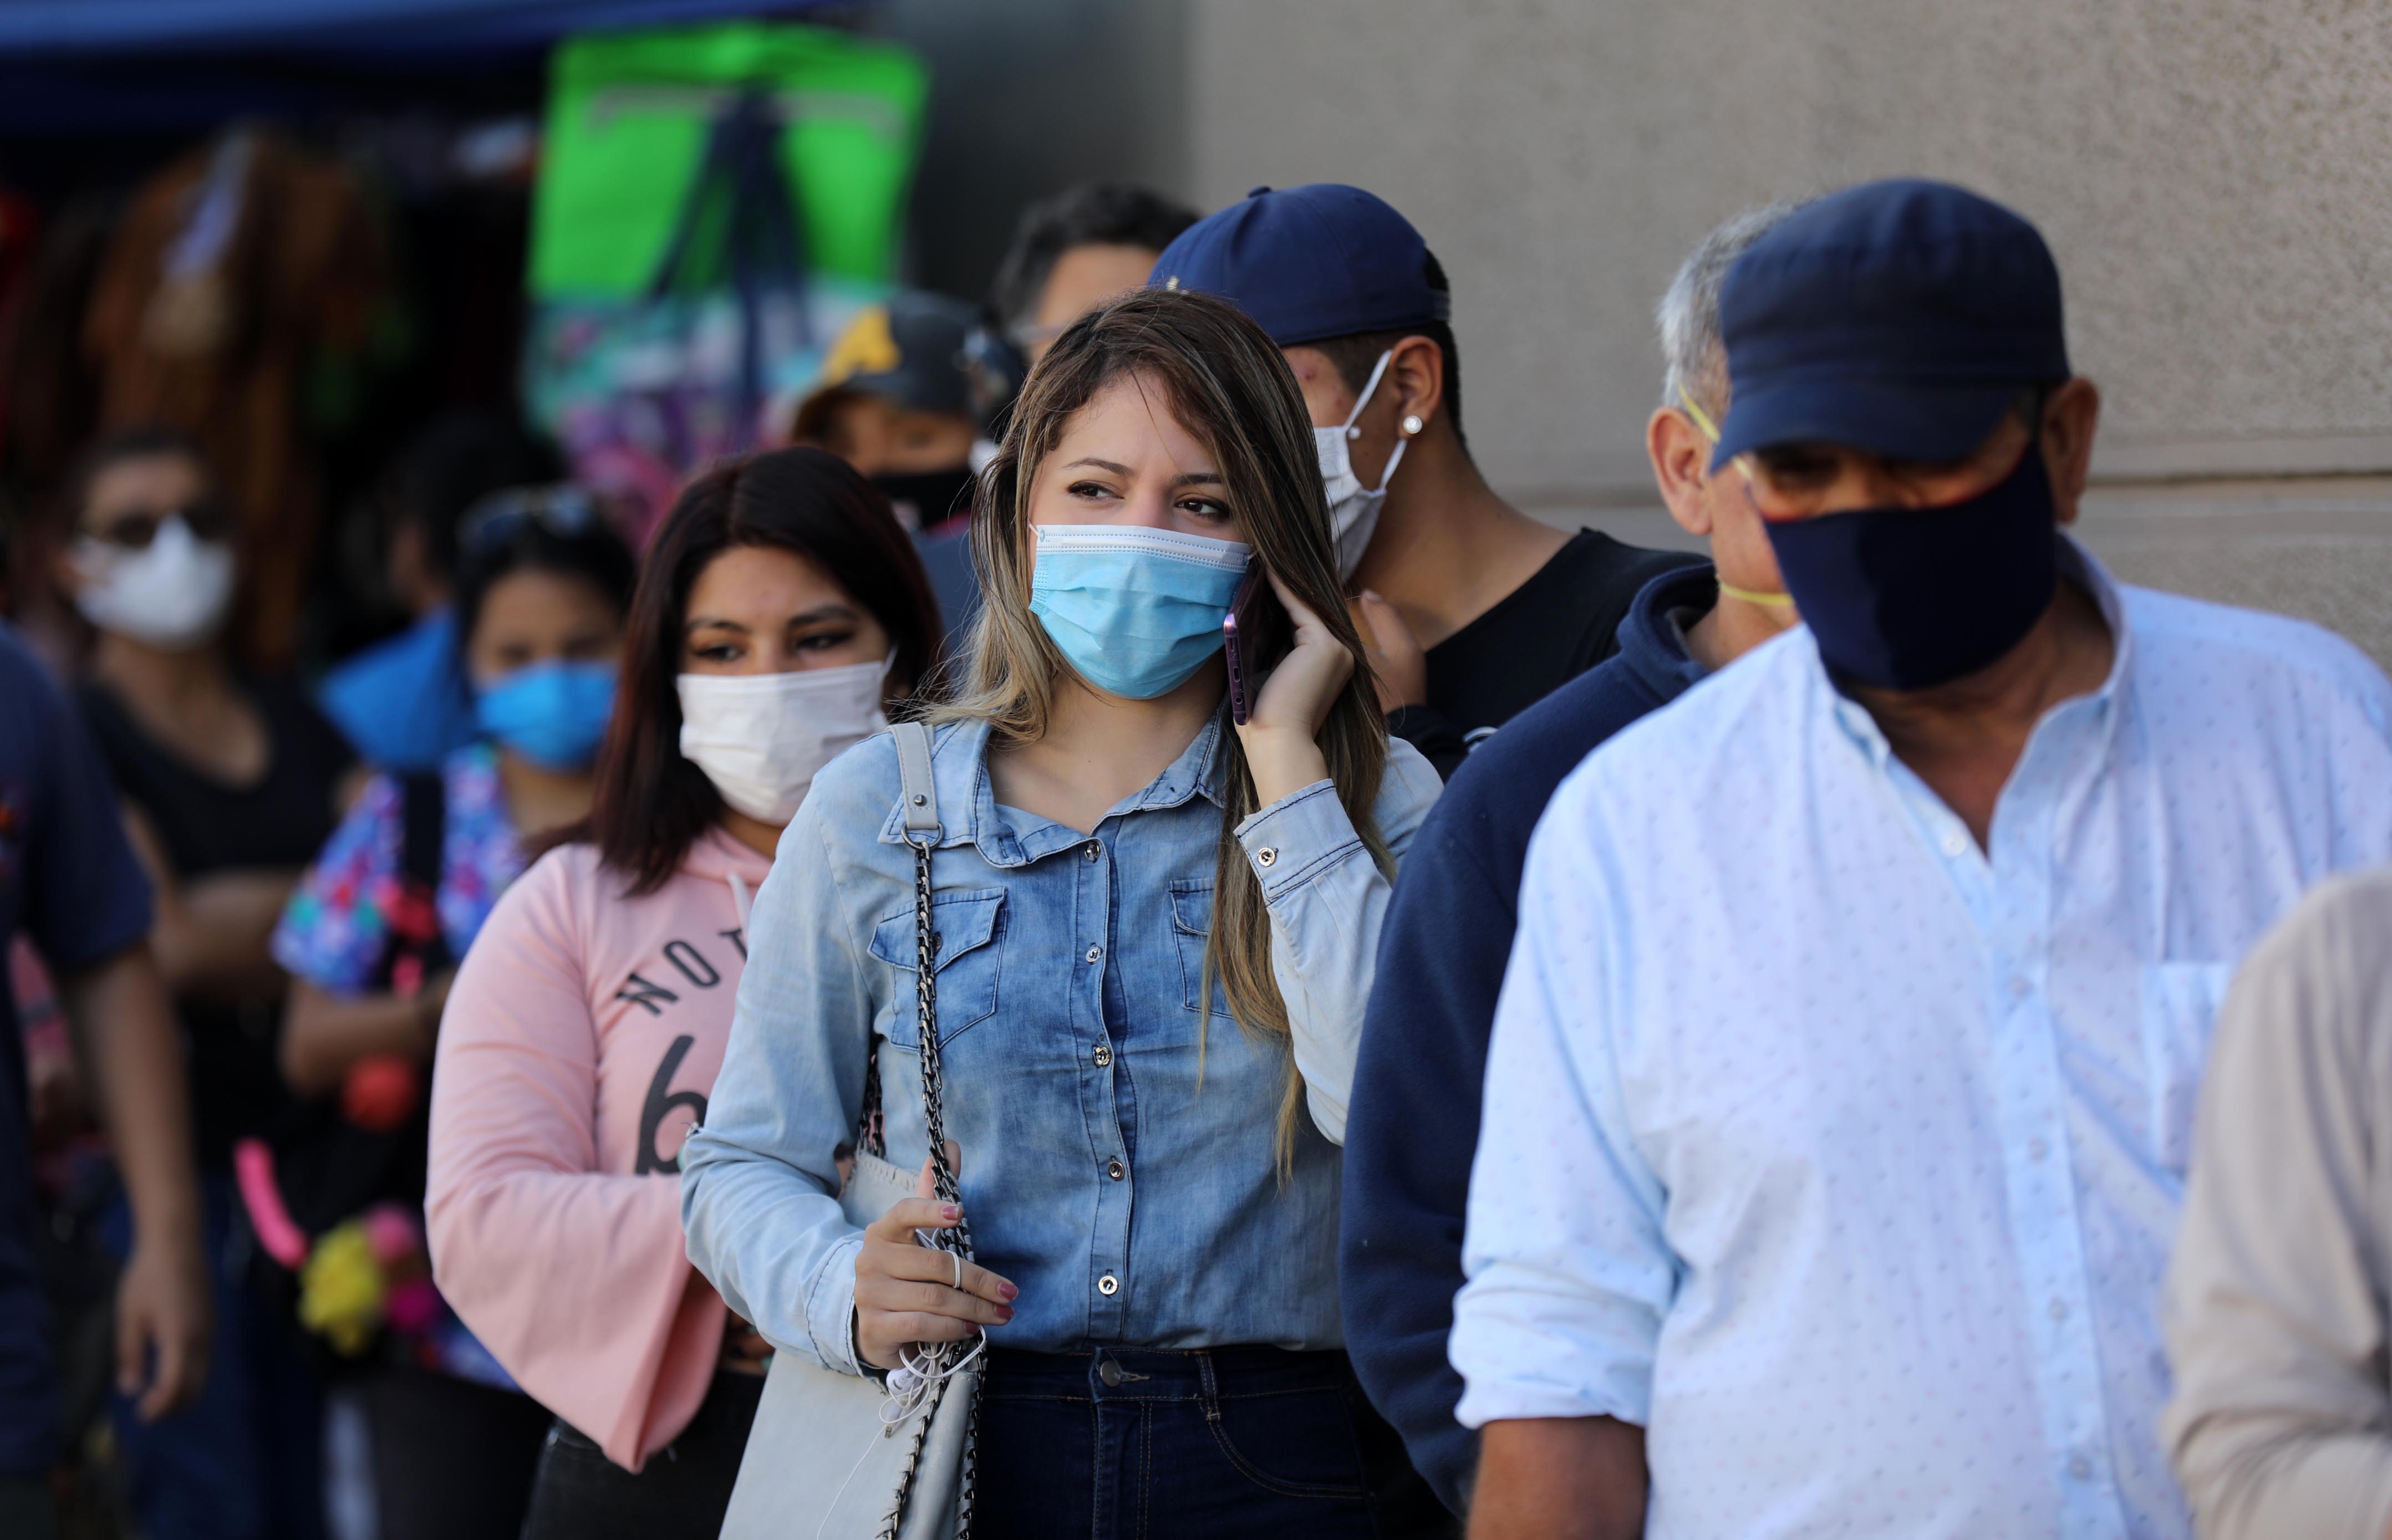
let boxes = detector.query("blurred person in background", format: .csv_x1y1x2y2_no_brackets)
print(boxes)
784,290,1016,651
1338,200,1805,1523
2164,869,2392,1540
429,447,943,1540
683,289,1446,1537
0,623,211,1540
269,487,633,1540
317,412,564,773
988,180,1198,365
57,426,357,1540
1153,185,1693,779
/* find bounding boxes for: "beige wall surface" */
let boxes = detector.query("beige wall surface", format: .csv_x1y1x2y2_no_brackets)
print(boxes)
1182,0,2392,661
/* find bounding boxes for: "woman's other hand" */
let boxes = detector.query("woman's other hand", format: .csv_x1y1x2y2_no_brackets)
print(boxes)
853,1143,1017,1373
1237,568,1356,806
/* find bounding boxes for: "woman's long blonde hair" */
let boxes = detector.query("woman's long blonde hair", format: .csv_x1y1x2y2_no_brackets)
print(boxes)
932,287,1391,1162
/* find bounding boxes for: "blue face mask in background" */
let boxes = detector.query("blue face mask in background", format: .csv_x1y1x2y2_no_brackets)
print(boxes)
1762,443,2060,692
1027,524,1252,700
474,659,618,769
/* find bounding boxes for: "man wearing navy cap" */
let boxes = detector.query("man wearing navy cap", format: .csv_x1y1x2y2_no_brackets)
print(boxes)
1453,180,2392,1538
1152,185,1689,777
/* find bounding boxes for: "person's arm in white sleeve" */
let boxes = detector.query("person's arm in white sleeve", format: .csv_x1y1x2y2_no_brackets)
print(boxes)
1231,736,1441,1145
2165,872,2392,1540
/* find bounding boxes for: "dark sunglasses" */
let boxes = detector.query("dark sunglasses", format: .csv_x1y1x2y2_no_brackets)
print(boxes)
84,498,237,551
458,485,604,557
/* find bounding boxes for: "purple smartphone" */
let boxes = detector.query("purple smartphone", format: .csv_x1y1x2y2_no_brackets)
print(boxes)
1224,562,1278,725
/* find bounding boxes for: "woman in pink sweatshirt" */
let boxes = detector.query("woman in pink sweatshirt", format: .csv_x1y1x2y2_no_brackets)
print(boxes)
425,448,945,1540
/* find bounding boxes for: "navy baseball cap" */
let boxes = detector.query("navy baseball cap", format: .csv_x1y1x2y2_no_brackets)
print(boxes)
1147,184,1451,347
1709,179,2070,471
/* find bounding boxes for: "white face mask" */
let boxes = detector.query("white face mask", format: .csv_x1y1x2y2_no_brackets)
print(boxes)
1313,349,1408,581
676,653,893,825
71,515,236,651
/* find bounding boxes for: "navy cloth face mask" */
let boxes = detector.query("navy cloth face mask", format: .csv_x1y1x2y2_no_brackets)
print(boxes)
1762,442,2062,691
474,659,618,770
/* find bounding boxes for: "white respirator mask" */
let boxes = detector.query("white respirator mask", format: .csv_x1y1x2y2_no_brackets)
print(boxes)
71,515,237,651
676,653,893,825
1314,349,1411,581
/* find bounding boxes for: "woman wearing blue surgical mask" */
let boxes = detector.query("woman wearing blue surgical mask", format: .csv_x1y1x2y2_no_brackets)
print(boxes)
267,485,633,1540
682,289,1448,1537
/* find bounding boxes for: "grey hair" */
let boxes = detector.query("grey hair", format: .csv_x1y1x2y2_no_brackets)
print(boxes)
1655,199,1807,418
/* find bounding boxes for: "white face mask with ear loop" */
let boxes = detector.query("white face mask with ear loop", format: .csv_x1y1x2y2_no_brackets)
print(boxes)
1314,349,1411,581
70,514,237,651
676,652,894,826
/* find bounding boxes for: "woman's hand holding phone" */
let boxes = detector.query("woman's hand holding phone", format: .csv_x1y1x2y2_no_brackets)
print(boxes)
1236,568,1354,808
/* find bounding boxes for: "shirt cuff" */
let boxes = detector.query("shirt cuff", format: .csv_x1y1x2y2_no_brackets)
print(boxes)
804,1230,867,1375
1233,779,1363,902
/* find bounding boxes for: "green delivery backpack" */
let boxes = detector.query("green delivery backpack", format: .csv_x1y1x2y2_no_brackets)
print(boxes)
523,21,928,544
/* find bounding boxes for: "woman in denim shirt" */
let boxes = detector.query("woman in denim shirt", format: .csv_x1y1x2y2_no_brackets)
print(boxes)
681,290,1445,1536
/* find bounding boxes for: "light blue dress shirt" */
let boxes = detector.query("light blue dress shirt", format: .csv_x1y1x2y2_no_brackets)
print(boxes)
1453,543,2392,1540
682,713,1439,1374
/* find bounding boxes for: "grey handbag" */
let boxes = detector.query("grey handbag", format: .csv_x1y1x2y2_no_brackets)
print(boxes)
719,721,981,1540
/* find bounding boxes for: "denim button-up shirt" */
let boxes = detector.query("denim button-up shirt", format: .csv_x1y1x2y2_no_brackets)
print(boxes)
682,714,1440,1373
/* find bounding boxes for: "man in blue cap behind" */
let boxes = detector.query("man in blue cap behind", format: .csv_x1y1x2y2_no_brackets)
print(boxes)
1152,186,1690,777
1452,179,2392,1538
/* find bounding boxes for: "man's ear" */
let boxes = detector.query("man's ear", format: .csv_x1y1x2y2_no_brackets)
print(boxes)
1385,334,1446,433
1647,407,1716,539
2042,377,2101,527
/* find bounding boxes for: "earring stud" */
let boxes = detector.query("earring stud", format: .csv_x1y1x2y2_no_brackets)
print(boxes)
1401,414,1424,436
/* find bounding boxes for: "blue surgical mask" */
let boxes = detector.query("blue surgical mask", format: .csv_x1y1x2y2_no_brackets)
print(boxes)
474,659,617,769
1028,524,1251,700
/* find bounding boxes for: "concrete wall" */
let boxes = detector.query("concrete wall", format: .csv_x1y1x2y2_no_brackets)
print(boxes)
1182,0,2392,663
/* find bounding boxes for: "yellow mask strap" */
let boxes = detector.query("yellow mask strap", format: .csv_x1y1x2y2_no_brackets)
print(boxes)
1718,579,1798,609
1677,388,1722,445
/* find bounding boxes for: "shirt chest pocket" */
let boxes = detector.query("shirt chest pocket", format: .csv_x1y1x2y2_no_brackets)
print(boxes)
1169,878,1233,1018
2141,960,2238,1175
869,888,1006,1047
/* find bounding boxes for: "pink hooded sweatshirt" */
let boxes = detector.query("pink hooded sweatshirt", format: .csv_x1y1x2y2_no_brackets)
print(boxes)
427,827,770,1471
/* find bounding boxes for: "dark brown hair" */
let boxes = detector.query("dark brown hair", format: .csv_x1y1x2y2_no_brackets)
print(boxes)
584,447,945,894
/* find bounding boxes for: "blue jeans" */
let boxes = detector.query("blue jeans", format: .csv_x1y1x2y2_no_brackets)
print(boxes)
973,1346,1446,1539
102,1172,325,1540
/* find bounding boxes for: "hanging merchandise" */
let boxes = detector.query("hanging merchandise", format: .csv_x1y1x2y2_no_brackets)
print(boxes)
82,128,395,669
522,21,929,548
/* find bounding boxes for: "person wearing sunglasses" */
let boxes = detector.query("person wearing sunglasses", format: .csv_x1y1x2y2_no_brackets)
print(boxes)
1454,180,2392,1540
54,425,360,1540
266,488,634,1540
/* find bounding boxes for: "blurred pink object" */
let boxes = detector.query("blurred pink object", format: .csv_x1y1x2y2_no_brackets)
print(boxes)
232,1139,310,1269
384,1276,441,1336
360,1203,422,1267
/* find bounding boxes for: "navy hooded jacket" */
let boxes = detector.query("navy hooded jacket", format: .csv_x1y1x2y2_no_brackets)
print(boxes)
1340,560,1718,1514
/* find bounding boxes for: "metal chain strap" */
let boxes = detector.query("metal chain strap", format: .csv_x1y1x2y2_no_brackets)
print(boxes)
877,829,976,1539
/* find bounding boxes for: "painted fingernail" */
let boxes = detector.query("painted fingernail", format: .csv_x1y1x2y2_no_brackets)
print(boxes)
941,1205,960,1221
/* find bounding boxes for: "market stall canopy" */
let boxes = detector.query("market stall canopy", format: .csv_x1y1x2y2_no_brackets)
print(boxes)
0,1,838,55
0,0,854,133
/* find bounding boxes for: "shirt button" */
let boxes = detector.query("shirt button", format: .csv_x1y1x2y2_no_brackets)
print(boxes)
1098,1357,1123,1387
2028,1137,2050,1163
1084,841,1101,862
1256,847,1278,868
1097,1273,1119,1297
1092,1043,1113,1068
1106,1159,1126,1181
1940,830,1968,857
2048,1297,2070,1322
1085,945,1102,965
2068,1455,2093,1481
